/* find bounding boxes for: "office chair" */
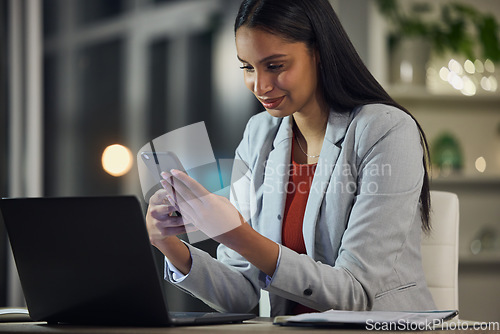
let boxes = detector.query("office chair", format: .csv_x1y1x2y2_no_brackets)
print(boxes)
421,190,460,311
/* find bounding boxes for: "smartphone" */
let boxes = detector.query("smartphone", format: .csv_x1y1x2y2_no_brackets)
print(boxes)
140,151,186,181
141,151,186,215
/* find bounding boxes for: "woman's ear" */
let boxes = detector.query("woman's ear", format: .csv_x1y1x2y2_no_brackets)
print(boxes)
315,49,322,71
314,48,321,66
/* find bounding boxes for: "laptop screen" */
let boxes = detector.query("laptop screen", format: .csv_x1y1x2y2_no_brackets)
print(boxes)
1,196,171,325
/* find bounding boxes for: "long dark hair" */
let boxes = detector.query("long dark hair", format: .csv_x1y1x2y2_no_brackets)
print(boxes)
235,0,431,232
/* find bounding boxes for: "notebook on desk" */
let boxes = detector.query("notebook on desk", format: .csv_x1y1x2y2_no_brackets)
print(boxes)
0,196,255,326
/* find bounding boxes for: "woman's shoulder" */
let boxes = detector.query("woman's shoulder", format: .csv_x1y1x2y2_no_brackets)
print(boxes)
349,103,419,139
353,103,416,128
242,111,285,142
340,103,421,155
235,111,284,160
246,110,282,131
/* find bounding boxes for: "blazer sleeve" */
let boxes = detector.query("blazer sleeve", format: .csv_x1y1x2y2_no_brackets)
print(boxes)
265,109,425,311
164,117,262,313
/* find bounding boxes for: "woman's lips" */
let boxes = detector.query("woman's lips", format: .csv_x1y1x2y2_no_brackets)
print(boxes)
259,96,285,109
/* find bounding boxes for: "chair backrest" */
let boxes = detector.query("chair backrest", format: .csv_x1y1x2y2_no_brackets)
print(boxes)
421,190,460,310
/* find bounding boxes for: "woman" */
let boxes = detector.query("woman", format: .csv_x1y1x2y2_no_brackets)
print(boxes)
146,0,435,315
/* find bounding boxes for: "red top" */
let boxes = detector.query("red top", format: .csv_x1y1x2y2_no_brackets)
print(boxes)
281,150,318,315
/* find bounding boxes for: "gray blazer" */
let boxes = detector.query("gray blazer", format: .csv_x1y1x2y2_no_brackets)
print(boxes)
166,104,436,315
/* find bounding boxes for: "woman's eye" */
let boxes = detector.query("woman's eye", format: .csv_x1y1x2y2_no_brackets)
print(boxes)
239,65,254,72
268,64,284,71
239,64,283,73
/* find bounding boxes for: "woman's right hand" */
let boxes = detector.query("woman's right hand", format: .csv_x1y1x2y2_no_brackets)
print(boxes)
146,188,199,245
146,188,194,275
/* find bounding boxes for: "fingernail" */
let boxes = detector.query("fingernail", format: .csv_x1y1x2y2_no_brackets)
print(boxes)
166,195,174,204
171,169,182,176
161,171,170,180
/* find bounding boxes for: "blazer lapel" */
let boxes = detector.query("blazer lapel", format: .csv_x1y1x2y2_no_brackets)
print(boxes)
259,116,293,243
303,110,352,255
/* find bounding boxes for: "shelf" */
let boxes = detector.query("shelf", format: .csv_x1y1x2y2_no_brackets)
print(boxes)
459,252,500,265
387,86,500,105
430,174,500,186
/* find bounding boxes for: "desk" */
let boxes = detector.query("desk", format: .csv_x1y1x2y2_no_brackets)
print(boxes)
0,318,498,334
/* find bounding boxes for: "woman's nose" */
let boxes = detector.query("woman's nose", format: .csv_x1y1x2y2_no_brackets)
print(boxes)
253,72,273,96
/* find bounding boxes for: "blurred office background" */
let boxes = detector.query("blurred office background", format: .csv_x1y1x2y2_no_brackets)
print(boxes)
1,0,499,321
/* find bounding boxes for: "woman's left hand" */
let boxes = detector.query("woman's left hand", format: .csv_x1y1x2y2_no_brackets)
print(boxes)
160,169,244,241
162,169,279,277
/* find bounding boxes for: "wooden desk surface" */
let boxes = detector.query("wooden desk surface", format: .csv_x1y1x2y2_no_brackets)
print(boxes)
1,318,499,334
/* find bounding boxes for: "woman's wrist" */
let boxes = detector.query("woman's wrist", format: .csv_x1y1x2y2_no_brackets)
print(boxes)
155,236,192,275
217,223,279,277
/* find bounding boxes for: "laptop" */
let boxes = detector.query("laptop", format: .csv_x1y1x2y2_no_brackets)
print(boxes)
0,196,256,326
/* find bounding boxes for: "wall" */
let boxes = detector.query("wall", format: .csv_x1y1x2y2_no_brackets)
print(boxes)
396,93,500,322
355,0,500,322
0,0,8,307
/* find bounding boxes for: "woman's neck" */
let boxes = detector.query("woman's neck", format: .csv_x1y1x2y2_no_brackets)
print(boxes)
292,91,329,140
293,111,328,141
292,107,329,164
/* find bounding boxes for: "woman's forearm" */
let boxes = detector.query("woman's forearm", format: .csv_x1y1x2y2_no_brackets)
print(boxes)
217,223,279,277
154,236,192,275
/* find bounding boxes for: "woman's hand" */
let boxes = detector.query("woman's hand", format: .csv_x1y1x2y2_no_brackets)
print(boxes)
160,169,244,241
146,188,193,275
146,188,199,245
160,169,279,277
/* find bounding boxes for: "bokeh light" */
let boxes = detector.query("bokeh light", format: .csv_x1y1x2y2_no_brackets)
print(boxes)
433,58,498,96
475,156,486,173
102,144,134,177
464,59,475,74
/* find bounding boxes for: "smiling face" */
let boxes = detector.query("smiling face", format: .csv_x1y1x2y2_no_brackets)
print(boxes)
235,26,325,118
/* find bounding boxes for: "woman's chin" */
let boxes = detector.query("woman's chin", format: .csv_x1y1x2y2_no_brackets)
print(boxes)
265,108,294,118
